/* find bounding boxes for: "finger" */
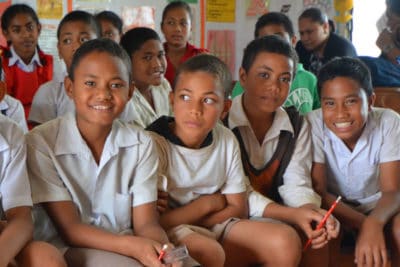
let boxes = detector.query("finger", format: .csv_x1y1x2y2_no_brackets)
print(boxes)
372,247,382,267
381,247,388,267
364,249,373,267
158,190,169,198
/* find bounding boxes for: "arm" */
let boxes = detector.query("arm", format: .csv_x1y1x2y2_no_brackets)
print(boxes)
44,201,166,267
376,28,400,65
355,160,400,267
159,193,226,230
0,207,33,267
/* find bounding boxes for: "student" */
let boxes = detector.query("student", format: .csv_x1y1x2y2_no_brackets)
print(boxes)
308,57,400,267
27,39,177,267
28,10,99,126
0,77,27,132
296,7,357,75
231,12,320,115
161,1,208,85
0,114,66,267
120,27,172,128
148,54,302,267
95,10,123,43
0,3,53,119
225,35,339,267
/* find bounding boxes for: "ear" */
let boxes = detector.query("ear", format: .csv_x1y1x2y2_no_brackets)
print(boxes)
128,81,135,99
322,21,329,34
169,91,175,109
37,23,42,35
0,81,6,102
220,99,232,120
290,35,297,47
368,92,376,111
239,67,247,88
2,29,9,40
64,76,74,99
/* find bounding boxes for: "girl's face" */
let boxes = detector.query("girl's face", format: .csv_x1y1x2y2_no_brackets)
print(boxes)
161,7,191,48
2,13,41,63
298,18,329,51
57,21,98,70
98,19,121,43
131,39,166,91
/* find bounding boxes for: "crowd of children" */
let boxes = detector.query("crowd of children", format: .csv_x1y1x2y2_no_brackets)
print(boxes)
0,1,399,267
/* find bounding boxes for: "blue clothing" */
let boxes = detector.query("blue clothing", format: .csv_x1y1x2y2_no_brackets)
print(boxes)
359,55,400,87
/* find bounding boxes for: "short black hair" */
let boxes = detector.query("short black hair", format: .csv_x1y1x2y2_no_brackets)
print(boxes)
174,54,232,99
241,35,298,74
68,38,132,83
317,57,373,97
161,1,192,23
387,0,400,16
254,12,294,39
95,10,123,34
120,27,161,56
1,4,40,32
299,7,328,24
57,10,100,39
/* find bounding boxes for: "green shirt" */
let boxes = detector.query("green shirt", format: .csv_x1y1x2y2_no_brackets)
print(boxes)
231,63,320,115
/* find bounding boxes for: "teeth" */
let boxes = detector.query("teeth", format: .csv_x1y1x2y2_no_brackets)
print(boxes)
335,122,351,128
91,105,111,110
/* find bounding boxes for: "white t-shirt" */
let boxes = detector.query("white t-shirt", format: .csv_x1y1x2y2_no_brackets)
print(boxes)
27,113,159,245
0,114,32,218
0,95,28,132
307,108,400,213
228,95,321,216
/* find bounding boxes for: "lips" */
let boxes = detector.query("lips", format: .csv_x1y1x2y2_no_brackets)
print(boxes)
334,121,353,129
90,104,113,111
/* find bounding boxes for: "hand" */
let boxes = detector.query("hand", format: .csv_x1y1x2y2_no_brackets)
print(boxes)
199,192,226,214
318,209,340,241
157,190,169,214
126,236,169,267
376,28,394,52
355,217,387,267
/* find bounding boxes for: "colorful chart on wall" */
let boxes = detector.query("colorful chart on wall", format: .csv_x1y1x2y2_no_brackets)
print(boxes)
206,0,235,23
121,6,155,31
207,30,235,75
37,0,63,19
168,0,198,3
246,0,269,17
303,0,333,14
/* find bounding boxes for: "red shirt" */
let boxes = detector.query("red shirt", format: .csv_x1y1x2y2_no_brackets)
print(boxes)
164,42,208,85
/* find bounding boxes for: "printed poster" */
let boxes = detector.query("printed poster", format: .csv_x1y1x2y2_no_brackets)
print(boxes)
168,0,198,3
121,6,155,31
207,30,235,75
206,0,235,23
303,0,333,15
246,0,269,17
37,0,63,19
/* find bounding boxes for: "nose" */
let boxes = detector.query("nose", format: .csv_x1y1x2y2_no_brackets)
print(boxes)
96,85,112,100
189,100,203,116
336,103,349,117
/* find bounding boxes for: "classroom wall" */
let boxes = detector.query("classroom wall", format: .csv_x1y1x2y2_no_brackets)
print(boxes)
9,0,335,79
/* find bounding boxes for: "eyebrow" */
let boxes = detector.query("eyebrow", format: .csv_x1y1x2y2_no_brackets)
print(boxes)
179,87,219,96
321,94,360,100
257,65,292,75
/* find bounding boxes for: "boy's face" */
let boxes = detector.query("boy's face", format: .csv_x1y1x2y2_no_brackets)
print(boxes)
321,77,374,150
298,18,329,51
131,39,166,91
99,19,121,43
170,71,229,148
65,51,133,129
3,13,41,63
240,51,293,113
57,21,98,70
161,7,191,48
257,24,296,46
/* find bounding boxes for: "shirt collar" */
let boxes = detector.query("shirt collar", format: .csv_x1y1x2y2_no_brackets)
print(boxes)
8,46,42,67
54,113,140,156
228,94,294,136
0,98,9,112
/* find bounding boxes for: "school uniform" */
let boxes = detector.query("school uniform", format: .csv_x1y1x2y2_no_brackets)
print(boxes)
28,70,72,124
1,46,53,118
228,94,321,217
0,114,32,218
147,116,247,241
27,113,158,249
125,78,172,128
308,107,400,213
0,95,28,132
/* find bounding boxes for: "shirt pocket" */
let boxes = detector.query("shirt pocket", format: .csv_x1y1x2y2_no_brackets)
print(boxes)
114,192,132,231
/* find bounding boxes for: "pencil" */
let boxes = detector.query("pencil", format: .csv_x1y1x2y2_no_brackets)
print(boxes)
303,195,342,251
158,244,169,261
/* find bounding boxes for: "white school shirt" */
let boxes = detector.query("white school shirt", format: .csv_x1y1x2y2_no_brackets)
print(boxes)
151,121,247,207
308,108,400,213
0,95,28,132
125,78,172,128
0,114,32,218
228,95,321,217
27,113,159,245
8,46,42,72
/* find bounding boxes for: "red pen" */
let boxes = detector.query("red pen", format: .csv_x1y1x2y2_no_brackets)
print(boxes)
158,244,169,261
303,195,342,251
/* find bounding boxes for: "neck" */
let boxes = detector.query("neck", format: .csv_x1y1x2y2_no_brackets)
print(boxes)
313,36,329,57
166,43,187,55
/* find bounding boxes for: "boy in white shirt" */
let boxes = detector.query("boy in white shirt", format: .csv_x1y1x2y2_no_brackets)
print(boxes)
149,54,302,267
27,38,178,266
0,114,66,267
226,35,339,266
308,57,400,267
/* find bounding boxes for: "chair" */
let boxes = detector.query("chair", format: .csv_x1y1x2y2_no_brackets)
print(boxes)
374,87,400,113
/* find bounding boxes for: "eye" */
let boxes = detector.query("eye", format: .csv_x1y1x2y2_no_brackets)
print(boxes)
258,72,270,79
80,36,90,43
323,100,335,108
110,82,124,89
26,24,34,31
165,20,176,26
180,94,190,101
143,55,153,61
84,81,95,87
345,98,358,105
62,38,72,45
180,21,189,27
204,97,216,104
279,76,291,83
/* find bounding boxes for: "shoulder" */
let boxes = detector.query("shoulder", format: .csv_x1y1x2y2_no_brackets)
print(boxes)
328,33,356,51
0,114,24,147
187,43,208,55
295,64,316,80
26,117,63,147
370,107,400,126
114,119,153,146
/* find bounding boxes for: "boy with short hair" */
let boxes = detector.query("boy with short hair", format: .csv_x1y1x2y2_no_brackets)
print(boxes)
226,35,339,266
308,57,400,267
27,38,177,266
231,12,319,114
148,54,302,267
